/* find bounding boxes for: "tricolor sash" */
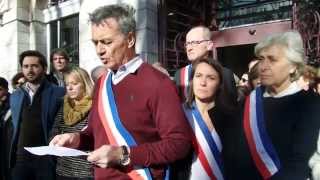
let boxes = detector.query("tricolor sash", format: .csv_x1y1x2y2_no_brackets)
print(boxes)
179,64,192,99
183,102,224,180
243,87,281,179
96,72,152,180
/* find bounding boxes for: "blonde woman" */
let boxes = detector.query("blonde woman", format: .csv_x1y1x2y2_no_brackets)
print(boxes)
51,67,93,180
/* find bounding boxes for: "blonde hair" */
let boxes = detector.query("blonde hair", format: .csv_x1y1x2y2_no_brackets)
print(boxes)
64,67,94,98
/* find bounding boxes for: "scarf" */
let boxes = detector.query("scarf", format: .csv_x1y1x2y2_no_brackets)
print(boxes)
63,95,92,125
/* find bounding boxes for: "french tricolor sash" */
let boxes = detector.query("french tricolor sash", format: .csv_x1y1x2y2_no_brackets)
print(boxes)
183,102,224,180
243,87,281,179
95,72,152,180
179,64,192,99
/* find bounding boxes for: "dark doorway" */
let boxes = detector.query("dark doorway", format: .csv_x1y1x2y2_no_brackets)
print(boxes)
217,44,256,78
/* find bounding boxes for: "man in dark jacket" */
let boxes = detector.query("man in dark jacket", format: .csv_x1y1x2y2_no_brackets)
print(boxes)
9,50,65,180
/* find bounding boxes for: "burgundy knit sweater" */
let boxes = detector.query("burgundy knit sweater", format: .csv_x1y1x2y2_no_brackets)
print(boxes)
79,63,191,180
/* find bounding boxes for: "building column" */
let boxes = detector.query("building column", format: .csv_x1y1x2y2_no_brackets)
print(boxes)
0,0,47,90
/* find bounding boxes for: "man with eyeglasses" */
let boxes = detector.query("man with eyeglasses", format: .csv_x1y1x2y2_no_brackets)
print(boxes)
174,25,238,105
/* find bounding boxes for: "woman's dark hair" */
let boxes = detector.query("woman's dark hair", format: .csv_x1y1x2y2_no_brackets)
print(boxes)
186,59,225,109
310,77,320,93
19,50,47,68
186,58,238,113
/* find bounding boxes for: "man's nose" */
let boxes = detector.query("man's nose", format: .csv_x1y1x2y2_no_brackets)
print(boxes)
26,67,33,72
96,42,106,55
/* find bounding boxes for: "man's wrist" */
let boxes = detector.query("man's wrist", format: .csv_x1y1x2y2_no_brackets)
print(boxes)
119,145,131,166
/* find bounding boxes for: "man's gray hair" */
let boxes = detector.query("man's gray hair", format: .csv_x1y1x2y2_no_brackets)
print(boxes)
255,31,306,77
89,4,136,35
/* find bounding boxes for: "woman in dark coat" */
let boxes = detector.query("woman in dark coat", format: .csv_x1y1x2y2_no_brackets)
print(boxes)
175,58,237,180
216,31,320,180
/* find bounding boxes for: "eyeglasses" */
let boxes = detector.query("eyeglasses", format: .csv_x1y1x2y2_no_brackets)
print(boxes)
184,40,211,47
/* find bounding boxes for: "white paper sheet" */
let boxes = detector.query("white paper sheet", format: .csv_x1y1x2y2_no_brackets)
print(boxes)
24,146,88,157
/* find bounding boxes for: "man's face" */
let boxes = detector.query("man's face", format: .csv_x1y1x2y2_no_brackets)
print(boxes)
22,56,46,84
185,28,212,62
52,54,68,72
91,18,134,71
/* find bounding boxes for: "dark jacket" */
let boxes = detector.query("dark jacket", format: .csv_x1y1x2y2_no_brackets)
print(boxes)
8,80,65,168
216,89,320,180
170,104,239,180
0,93,10,180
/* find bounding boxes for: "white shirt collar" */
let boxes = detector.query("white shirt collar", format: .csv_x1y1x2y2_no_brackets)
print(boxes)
263,81,301,98
24,82,41,103
111,56,143,85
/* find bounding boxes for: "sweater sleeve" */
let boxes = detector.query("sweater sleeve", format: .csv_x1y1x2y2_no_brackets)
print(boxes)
271,95,320,180
78,84,101,151
130,78,192,166
78,112,94,151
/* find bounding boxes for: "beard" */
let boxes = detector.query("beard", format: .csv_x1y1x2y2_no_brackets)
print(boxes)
25,73,45,84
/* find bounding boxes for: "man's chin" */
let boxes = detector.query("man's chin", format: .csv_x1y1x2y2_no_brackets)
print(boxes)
26,78,42,84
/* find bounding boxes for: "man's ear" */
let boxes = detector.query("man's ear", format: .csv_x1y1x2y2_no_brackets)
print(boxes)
127,32,135,48
206,40,214,51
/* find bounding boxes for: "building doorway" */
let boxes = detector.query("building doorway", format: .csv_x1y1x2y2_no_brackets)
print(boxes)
217,44,256,78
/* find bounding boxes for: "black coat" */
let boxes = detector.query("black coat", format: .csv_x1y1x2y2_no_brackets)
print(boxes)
0,94,11,180
215,90,320,180
170,105,239,180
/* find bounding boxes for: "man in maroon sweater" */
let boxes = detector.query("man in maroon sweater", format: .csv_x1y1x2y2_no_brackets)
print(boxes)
50,4,191,180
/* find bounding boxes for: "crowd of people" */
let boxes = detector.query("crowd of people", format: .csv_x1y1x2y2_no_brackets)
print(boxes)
0,3,320,180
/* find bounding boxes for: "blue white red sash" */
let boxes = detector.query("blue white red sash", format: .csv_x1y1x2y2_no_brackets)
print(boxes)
183,102,224,180
243,87,281,179
180,64,192,99
96,72,152,180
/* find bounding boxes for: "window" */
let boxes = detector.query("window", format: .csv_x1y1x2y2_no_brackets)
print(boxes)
50,15,79,65
217,0,292,28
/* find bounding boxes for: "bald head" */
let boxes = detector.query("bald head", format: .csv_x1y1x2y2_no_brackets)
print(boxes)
187,26,212,40
185,26,213,62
